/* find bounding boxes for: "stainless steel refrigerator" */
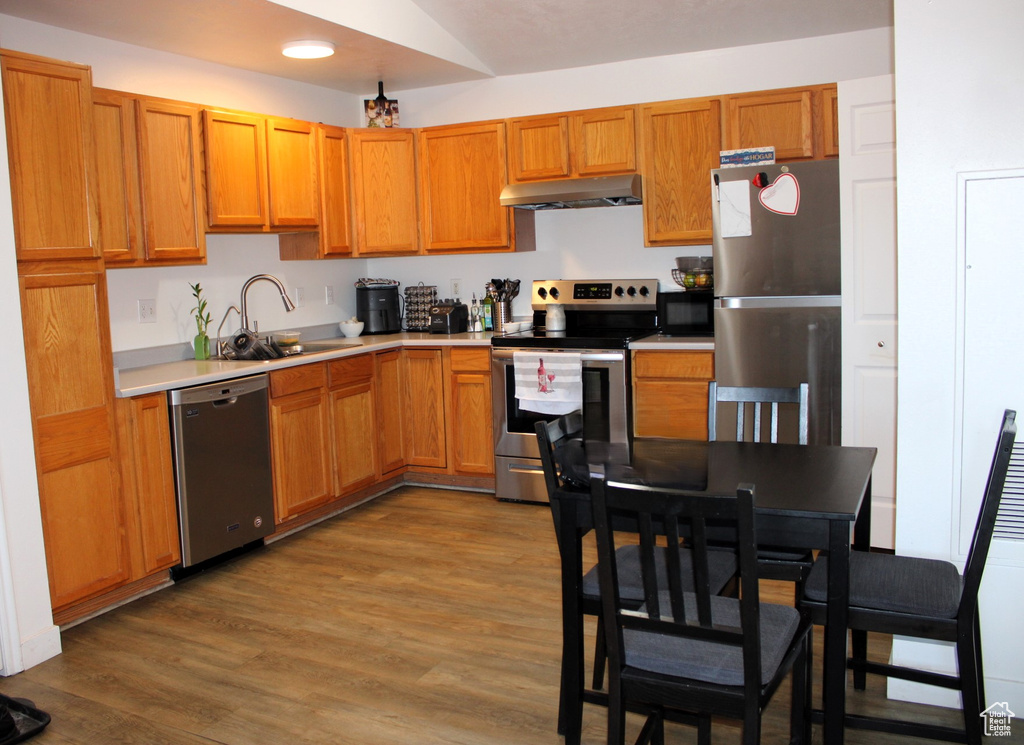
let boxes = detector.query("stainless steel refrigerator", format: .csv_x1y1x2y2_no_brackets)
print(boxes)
710,159,841,445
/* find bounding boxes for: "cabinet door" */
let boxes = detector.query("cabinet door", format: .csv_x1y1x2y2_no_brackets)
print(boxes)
1,51,98,261
319,124,354,256
633,351,715,440
330,382,377,495
349,129,419,255
19,264,130,609
821,85,839,158
92,88,143,265
116,394,180,577
403,348,447,469
448,348,494,476
270,388,333,523
640,98,721,246
137,99,206,261
507,115,570,182
203,109,268,228
419,122,510,253
572,106,637,177
374,350,406,475
266,116,319,228
724,89,814,161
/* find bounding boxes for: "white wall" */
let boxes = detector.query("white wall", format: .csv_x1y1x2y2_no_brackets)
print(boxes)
892,0,1024,708
0,13,893,672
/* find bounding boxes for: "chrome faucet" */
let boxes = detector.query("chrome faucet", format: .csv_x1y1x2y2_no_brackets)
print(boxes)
239,274,296,333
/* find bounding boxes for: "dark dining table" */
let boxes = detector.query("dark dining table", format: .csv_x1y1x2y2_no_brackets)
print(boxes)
549,437,877,745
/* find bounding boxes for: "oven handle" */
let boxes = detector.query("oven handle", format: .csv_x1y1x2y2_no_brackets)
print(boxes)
491,349,625,363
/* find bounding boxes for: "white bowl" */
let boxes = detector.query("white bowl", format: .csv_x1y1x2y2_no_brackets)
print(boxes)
503,321,522,333
339,321,364,338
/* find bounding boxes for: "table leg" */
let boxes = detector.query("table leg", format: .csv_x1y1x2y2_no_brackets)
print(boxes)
823,519,852,745
555,499,585,745
851,476,872,690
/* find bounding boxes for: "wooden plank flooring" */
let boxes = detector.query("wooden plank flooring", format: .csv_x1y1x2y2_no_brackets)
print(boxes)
0,486,1002,744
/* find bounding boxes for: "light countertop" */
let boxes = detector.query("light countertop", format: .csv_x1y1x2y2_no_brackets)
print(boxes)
629,334,716,351
115,331,495,398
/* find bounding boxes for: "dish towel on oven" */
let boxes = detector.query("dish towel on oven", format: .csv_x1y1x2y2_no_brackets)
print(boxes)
514,351,583,415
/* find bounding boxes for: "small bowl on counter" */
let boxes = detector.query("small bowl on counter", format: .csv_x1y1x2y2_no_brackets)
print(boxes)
272,330,302,346
339,320,364,338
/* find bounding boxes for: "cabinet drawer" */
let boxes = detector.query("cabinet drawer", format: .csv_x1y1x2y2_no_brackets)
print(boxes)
270,362,326,398
449,347,491,372
328,354,374,387
634,350,714,380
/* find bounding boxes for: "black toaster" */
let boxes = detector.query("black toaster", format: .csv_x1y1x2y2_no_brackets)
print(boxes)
429,300,469,334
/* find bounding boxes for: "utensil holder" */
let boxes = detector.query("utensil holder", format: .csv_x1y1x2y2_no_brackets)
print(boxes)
495,300,513,333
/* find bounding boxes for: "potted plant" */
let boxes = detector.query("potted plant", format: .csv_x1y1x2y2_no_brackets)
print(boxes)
190,282,212,360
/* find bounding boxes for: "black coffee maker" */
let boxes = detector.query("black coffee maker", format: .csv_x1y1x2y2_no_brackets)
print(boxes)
356,285,402,334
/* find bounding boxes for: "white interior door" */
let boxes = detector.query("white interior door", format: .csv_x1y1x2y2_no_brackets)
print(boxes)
839,75,898,549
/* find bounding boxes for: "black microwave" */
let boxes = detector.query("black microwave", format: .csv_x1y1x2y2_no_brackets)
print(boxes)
656,290,715,336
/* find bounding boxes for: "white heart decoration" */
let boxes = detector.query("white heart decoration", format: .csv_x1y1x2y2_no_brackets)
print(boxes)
758,172,800,215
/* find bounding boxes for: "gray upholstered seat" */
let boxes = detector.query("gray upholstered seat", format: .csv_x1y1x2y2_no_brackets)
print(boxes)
582,544,737,601
804,551,963,618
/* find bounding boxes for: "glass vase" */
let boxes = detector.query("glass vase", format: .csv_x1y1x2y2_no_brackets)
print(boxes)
194,332,210,361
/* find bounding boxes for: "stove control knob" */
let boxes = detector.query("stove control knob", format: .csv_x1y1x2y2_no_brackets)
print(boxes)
537,287,548,299
626,286,637,297
549,287,560,300
639,285,650,297
614,285,625,297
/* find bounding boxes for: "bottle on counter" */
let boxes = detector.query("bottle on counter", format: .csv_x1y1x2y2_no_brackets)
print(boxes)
482,292,494,331
471,293,482,332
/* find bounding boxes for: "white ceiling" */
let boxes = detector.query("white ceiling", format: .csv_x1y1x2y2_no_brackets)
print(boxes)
0,0,893,93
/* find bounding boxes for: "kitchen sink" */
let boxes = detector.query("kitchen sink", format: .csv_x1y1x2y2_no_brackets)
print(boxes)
215,338,364,361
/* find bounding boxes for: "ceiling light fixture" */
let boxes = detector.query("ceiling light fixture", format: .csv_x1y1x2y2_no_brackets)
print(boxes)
282,40,336,59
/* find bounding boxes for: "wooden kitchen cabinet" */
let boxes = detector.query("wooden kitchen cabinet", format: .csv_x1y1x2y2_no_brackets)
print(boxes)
269,363,334,524
203,109,319,231
279,124,354,260
349,128,419,255
1,51,98,261
403,348,447,469
93,90,206,266
328,355,377,496
723,84,838,161
418,121,533,254
822,85,839,157
507,105,636,183
639,97,722,246
115,393,180,577
633,350,715,439
446,347,494,476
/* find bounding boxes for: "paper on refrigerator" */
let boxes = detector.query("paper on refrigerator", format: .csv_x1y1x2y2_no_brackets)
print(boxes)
718,179,752,238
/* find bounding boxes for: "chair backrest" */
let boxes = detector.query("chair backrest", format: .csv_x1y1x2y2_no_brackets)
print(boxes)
959,409,1017,618
708,381,809,445
535,411,585,498
590,475,764,691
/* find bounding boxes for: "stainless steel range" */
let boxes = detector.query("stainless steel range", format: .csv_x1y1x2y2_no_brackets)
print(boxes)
491,279,659,502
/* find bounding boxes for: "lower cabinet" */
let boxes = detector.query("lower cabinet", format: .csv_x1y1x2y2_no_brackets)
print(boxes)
268,363,334,524
446,347,494,476
404,348,447,469
328,355,377,495
375,350,406,476
633,350,715,440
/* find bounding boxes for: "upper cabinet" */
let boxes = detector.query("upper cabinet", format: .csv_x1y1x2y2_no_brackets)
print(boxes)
821,85,839,158
418,121,534,254
507,105,637,183
349,128,420,256
93,89,206,266
1,51,98,261
639,97,722,247
722,84,838,161
203,109,318,231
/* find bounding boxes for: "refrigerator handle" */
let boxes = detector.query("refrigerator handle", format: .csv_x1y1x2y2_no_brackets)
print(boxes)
715,296,842,309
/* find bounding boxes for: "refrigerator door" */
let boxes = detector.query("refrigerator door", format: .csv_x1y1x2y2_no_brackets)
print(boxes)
711,160,840,297
714,296,841,445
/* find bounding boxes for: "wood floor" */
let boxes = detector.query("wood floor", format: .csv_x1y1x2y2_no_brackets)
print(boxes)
0,486,998,744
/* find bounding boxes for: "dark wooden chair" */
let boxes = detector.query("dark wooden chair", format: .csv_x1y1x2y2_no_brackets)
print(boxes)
535,413,737,742
801,408,1017,744
591,474,812,745
708,381,814,593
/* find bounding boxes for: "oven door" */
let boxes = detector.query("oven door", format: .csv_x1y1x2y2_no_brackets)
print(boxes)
492,348,629,459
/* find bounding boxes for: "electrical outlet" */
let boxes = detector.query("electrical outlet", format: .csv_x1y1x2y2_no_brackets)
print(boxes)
293,287,305,308
325,285,335,305
137,299,156,323
450,279,462,299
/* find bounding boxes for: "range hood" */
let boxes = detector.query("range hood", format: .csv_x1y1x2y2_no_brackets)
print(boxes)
499,173,642,210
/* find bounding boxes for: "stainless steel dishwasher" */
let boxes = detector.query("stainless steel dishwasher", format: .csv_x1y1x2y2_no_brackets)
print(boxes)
169,374,275,568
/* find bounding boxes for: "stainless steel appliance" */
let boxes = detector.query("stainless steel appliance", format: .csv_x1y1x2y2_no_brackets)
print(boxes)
656,289,714,336
356,285,402,334
491,278,659,502
499,173,642,209
711,159,841,445
169,374,275,568
428,299,469,334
